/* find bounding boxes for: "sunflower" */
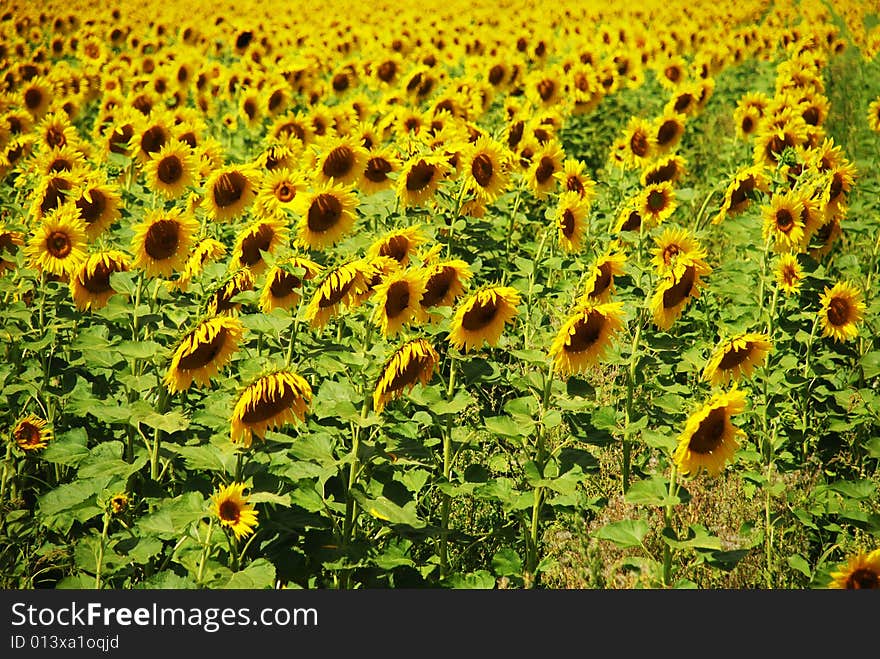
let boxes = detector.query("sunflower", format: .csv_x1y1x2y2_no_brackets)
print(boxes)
0,228,24,275
526,141,564,199
823,159,857,219
461,136,509,204
21,76,53,118
254,167,307,219
169,237,226,292
761,191,806,253
259,256,323,313
641,154,687,187
71,175,122,241
30,171,81,221
207,269,255,316
359,148,401,196
418,254,473,315
131,208,198,278
304,260,369,329
204,165,259,223
231,217,288,275
651,227,709,278
448,285,520,353
367,226,427,268
353,255,401,306
702,333,772,386
212,482,259,541
164,316,245,394
35,144,84,175
674,387,747,477
69,250,130,311
555,191,590,253
868,97,880,132
554,158,597,201
12,414,52,452
25,206,88,277
36,111,79,151
109,493,130,516
753,121,809,168
809,216,842,261
619,116,656,169
775,253,804,295
640,182,678,227
144,139,197,199
293,182,358,250
653,111,686,154
651,260,710,331
818,281,866,343
712,165,770,225
230,370,312,447
311,134,368,188
582,245,627,303
550,301,625,377
372,268,428,337
396,153,450,209
130,112,174,164
827,549,880,589
373,339,440,414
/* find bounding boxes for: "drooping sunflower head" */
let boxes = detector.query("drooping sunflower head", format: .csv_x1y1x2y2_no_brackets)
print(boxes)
25,205,88,277
371,268,429,337
582,245,627,303
818,281,866,343
653,111,687,154
614,201,645,234
131,207,199,279
293,182,359,251
69,250,130,311
0,228,24,275
674,387,747,477
775,253,803,295
212,482,259,541
169,237,227,292
651,260,710,331
367,225,428,268
449,285,521,353
230,370,313,448
712,165,769,225
204,165,259,223
304,260,370,329
827,549,880,589
30,170,83,221
164,315,245,394
555,190,590,253
353,255,402,306
231,217,289,275
702,333,772,386
359,147,401,196
526,140,565,199
550,301,625,377
144,139,198,199
207,269,256,317
640,153,687,187
12,414,53,452
396,153,450,210
373,338,440,414
418,256,473,316
259,256,323,313
555,158,597,202
70,175,122,241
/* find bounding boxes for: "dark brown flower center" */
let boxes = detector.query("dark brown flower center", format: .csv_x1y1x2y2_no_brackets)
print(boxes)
158,155,184,185
461,297,498,331
421,267,455,307
775,209,794,233
14,422,41,446
829,173,844,202
218,499,241,523
47,231,72,258
656,119,679,146
561,209,575,238
537,79,555,101
108,123,134,154
24,87,43,110
406,160,436,192
662,244,680,264
471,153,494,187
802,106,819,126
590,262,613,298
240,381,298,424
239,224,274,266
273,181,296,202
630,131,649,157
379,235,409,263
270,271,302,298
46,125,66,148
377,60,397,83
75,189,107,225
384,280,411,319
566,311,603,353
365,157,392,183
826,297,849,326
40,177,72,215
673,93,694,114
488,65,505,85
323,145,355,179
81,259,120,294
647,189,667,212
665,66,681,83
387,354,430,392
332,73,349,92
729,176,755,210
566,176,585,195
662,265,695,308
718,344,752,370
688,407,726,454
507,121,524,150
268,90,284,111
213,171,247,208
535,156,555,184
140,125,167,155
178,327,228,370
845,568,879,589
319,276,355,308
621,210,642,231
307,193,343,232
741,115,755,133
144,219,180,260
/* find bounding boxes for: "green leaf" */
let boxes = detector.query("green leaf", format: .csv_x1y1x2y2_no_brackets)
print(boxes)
224,559,276,589
828,480,875,500
78,442,147,479
136,571,197,589
662,525,722,551
593,519,649,548
788,554,812,579
109,271,136,296
41,428,89,467
484,415,533,437
625,475,678,507
37,476,110,517
442,570,496,589
640,428,678,452
133,409,191,434
431,391,474,415
355,494,425,528
861,351,880,379
247,492,291,507
491,549,522,577
864,437,880,459
113,340,165,360
137,492,207,539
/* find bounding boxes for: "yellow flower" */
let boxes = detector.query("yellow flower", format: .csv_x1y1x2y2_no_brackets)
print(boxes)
761,191,806,253
231,217,289,275
144,139,198,199
294,182,359,250
448,286,520,353
12,414,53,452
259,256,323,313
775,253,803,295
651,261,711,331
371,269,428,337
462,136,510,204
130,208,199,279
367,226,428,267
69,250,130,311
204,165,259,223
25,206,88,277
304,261,369,329
212,482,259,541
674,387,747,477
230,370,312,448
396,153,450,209
373,339,440,414
818,282,866,343
550,301,625,377
702,333,772,386
555,191,590,253
827,549,880,589
164,316,245,394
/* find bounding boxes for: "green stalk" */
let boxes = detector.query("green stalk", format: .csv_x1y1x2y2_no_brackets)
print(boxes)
439,357,457,577
197,518,215,586
764,441,777,589
150,384,170,481
502,187,523,284
622,315,644,494
284,314,300,366
524,228,552,349
800,316,819,463
0,443,13,502
445,180,469,259
94,512,111,589
662,463,679,587
526,362,555,586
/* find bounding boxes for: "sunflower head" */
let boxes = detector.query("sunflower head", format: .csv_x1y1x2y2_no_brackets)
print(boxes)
164,316,245,394
212,482,259,541
582,246,627,303
373,339,440,414
230,370,313,448
70,250,130,311
25,205,88,277
449,285,520,353
232,217,288,275
144,139,197,199
674,387,748,477
555,191,590,253
259,256,323,313
818,281,865,343
827,549,880,589
651,260,710,331
304,261,370,329
294,183,359,251
396,153,450,209
12,414,52,452
204,165,259,223
550,301,625,377
131,207,199,279
702,333,772,386
775,253,803,295
367,226,428,268
372,268,428,337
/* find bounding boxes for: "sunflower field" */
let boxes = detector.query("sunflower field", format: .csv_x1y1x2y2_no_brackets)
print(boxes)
1,0,879,592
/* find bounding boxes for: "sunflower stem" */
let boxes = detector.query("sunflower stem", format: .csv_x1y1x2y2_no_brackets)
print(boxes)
502,187,523,285
764,442,777,589
800,316,819,464
525,227,552,349
197,518,215,586
0,443,13,503
284,313,300,367
439,356,457,578
234,451,243,483
150,384,170,481
526,362,554,586
662,463,679,587
94,512,111,589
445,179,469,260
622,312,644,494
341,389,371,586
